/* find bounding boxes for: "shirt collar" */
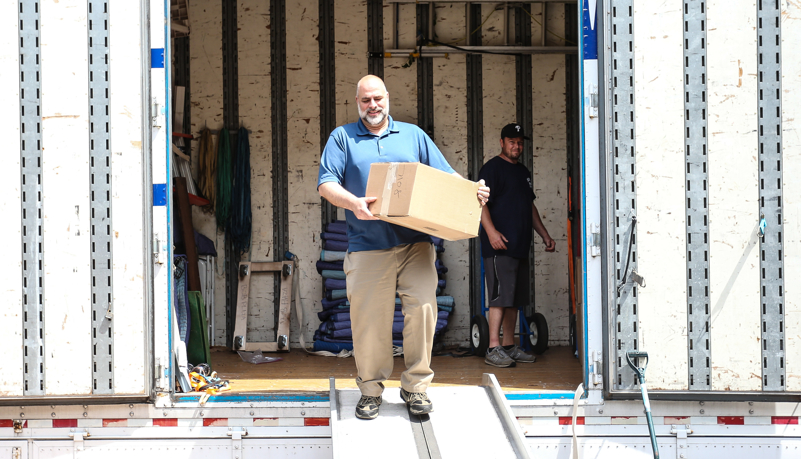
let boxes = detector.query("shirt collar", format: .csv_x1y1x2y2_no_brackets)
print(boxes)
356,115,399,137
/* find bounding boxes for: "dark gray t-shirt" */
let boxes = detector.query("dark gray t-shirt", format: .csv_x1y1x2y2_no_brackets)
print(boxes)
478,155,535,259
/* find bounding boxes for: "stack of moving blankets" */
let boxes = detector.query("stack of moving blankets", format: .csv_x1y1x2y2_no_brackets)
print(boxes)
312,220,455,354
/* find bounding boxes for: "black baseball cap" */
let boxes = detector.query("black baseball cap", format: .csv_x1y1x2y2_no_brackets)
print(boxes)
500,123,530,140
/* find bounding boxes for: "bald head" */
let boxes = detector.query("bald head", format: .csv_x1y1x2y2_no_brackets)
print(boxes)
355,74,390,129
356,75,387,98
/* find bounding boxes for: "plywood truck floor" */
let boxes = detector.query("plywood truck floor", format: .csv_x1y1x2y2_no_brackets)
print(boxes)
207,346,581,393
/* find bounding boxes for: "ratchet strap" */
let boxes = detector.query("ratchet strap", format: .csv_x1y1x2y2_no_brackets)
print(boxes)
571,383,585,459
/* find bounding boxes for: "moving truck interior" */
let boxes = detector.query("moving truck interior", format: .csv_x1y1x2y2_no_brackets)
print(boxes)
170,1,585,394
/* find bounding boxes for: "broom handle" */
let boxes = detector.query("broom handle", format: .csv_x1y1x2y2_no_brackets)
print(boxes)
639,380,660,459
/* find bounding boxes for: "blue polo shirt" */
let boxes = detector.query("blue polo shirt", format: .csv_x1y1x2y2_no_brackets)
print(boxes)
317,116,455,252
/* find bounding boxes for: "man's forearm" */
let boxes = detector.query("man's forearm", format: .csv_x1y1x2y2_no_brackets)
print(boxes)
481,206,498,234
532,203,551,240
319,182,358,211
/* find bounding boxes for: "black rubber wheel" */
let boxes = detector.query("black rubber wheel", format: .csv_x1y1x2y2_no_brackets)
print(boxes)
569,313,577,352
527,313,549,355
470,315,490,356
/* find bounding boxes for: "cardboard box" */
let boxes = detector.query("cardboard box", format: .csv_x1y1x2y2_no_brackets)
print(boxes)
365,162,481,241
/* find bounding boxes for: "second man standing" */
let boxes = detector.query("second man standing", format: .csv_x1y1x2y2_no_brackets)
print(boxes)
479,123,556,368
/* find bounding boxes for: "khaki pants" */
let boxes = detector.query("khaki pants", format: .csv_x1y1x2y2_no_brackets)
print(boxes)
344,242,437,396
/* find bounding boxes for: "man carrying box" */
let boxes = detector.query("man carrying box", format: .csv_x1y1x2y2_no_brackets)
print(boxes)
479,123,556,368
317,75,490,420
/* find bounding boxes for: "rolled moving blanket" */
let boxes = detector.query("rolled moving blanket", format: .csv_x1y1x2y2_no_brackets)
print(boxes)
321,269,347,280
436,296,454,307
321,232,349,242
331,328,352,339
317,308,336,322
324,240,349,252
326,221,348,235
320,250,346,262
324,278,347,291
317,320,333,334
322,321,450,340
320,335,402,347
329,312,445,335
313,340,353,352
326,289,347,300
435,259,448,274
318,336,355,344
331,309,429,323
318,303,353,319
437,279,446,289
316,260,343,274
386,297,452,307
330,312,349,322
321,297,348,310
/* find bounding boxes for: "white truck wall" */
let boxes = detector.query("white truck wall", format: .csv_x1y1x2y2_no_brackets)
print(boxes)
187,0,571,347
384,4,418,123
0,0,24,397
109,0,148,395
706,0,761,392
632,0,689,390
529,5,570,344
614,0,800,392
41,0,93,396
431,4,472,345
236,0,276,344
187,0,227,346
285,0,325,346
0,0,149,398
783,0,801,391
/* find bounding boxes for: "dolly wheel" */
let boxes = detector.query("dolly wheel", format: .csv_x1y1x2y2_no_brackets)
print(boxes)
470,315,490,356
527,313,549,355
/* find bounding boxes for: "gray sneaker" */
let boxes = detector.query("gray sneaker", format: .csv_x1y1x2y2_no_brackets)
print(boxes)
400,388,434,415
355,395,382,420
507,345,537,363
485,346,516,368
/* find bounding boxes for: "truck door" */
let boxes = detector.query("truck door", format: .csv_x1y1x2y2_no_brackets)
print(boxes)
0,0,153,399
599,0,799,397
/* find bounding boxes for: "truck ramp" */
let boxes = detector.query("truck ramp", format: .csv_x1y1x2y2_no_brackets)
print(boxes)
329,374,530,459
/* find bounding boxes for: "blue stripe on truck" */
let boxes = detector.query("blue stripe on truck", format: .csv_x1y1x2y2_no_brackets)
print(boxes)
151,48,165,68
175,393,329,404
505,392,575,401
153,184,167,206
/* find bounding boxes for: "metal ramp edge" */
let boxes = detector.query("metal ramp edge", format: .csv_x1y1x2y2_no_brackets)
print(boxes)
329,374,531,459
